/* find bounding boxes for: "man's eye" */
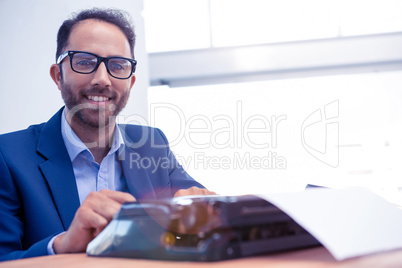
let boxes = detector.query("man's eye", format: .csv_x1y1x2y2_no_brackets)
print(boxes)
109,61,128,72
76,59,96,66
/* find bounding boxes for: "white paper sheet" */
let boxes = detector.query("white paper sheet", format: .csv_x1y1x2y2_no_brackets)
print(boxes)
258,188,402,260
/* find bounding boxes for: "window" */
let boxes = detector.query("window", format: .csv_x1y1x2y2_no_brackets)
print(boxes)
149,71,402,205
143,0,211,52
145,1,402,205
144,0,402,52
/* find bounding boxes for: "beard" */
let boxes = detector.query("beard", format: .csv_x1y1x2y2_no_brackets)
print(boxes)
60,82,130,129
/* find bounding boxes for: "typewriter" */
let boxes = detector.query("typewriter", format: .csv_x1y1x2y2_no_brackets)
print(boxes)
87,195,320,261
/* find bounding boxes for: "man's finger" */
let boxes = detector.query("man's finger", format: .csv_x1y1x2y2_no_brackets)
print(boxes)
174,187,217,197
99,189,136,203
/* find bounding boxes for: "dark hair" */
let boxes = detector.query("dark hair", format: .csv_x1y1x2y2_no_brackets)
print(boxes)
56,8,136,61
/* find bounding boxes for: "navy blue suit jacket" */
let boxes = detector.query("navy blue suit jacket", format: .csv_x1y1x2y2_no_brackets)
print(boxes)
0,108,203,261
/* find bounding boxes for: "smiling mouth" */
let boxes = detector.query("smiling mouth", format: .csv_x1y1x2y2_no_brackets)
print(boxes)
86,95,111,102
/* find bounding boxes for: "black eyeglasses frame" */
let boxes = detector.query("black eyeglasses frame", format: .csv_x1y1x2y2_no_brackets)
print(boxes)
56,50,137,80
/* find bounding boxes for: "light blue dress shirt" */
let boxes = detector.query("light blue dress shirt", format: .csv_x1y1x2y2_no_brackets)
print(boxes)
47,109,129,254
60,109,128,204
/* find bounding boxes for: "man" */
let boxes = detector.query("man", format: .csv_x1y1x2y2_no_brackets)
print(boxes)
0,8,214,261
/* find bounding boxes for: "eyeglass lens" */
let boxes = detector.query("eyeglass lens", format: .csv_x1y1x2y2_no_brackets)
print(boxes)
71,52,133,78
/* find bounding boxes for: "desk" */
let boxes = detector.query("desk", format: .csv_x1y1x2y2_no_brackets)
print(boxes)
1,247,402,268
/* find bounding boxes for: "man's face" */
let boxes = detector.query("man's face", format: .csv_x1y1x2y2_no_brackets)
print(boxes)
58,19,135,129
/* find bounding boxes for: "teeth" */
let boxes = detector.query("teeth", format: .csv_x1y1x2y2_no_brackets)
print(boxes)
88,95,109,102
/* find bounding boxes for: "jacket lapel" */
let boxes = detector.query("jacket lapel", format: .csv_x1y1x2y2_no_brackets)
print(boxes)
119,127,156,200
37,108,80,230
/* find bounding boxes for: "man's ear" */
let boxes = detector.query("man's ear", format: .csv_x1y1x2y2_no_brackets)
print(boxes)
129,74,136,90
50,64,62,91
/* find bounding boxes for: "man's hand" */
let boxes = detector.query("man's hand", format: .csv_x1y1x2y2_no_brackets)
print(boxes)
174,186,216,197
53,189,135,254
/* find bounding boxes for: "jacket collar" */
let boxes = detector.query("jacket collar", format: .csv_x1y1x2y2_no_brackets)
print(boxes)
37,107,80,230
37,108,69,159
118,125,157,200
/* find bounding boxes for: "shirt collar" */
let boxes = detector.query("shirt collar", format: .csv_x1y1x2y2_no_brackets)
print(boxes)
61,108,125,162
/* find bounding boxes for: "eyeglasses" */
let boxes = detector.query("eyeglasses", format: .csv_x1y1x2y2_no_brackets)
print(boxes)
56,50,137,79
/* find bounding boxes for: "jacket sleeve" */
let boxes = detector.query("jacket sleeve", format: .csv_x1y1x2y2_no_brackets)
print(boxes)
156,128,205,193
0,151,51,261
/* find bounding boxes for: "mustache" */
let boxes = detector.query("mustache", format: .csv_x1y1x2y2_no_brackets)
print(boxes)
81,87,116,98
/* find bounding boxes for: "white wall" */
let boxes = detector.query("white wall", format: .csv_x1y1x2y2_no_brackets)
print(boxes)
0,0,148,134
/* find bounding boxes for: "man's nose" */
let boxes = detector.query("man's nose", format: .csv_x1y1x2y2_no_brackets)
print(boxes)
91,62,112,87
